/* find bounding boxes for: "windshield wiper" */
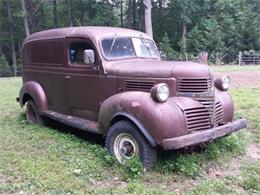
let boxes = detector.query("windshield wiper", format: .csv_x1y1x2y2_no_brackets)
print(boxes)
108,33,117,57
139,34,152,56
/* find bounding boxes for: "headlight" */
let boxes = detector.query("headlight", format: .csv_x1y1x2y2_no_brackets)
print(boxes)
151,83,170,102
214,75,230,91
222,76,230,90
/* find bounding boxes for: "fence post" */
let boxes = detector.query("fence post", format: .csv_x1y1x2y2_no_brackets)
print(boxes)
216,52,220,66
238,51,242,66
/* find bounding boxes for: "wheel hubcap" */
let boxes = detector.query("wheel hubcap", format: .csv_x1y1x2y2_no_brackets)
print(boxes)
113,133,139,163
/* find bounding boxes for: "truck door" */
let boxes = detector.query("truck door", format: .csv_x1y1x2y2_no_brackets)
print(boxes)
65,37,101,121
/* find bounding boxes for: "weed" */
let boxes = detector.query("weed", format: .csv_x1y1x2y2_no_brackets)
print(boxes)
241,162,260,192
123,157,144,180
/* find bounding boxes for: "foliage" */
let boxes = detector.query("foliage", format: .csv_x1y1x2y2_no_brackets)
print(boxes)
0,0,259,71
242,162,260,191
0,55,12,77
123,157,144,180
158,33,180,60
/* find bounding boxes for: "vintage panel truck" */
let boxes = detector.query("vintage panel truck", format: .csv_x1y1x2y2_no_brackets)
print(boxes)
18,27,247,167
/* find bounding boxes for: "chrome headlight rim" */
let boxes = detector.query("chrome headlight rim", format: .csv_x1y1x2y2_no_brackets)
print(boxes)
151,83,170,103
214,75,230,91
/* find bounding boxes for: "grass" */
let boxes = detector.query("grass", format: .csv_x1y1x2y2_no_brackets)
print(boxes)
241,162,260,192
0,65,259,194
212,64,260,73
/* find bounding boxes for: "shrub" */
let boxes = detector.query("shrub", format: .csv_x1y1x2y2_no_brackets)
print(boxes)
158,33,180,60
0,55,12,77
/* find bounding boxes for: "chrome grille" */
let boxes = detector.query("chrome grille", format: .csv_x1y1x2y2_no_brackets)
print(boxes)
184,107,212,132
214,101,223,126
193,96,215,119
177,78,212,93
124,80,155,91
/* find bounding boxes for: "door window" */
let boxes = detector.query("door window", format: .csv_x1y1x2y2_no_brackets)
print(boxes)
69,42,95,65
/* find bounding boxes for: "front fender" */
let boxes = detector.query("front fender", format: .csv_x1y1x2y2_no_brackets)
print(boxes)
216,89,234,122
98,91,186,145
19,81,48,113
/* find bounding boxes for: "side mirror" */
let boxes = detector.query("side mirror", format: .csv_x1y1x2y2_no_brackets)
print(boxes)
83,49,95,64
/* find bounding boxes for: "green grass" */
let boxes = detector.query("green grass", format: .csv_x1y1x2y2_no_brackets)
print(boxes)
241,162,260,192
212,65,260,73
0,71,259,194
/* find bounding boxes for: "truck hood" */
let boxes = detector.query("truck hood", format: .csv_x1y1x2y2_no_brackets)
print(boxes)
104,60,211,78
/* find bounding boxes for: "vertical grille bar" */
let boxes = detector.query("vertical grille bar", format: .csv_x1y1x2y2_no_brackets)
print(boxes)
214,101,224,126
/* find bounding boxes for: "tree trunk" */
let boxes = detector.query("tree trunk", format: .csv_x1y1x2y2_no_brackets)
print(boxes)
40,5,45,28
6,0,17,77
120,0,123,27
143,0,153,37
52,0,58,27
181,21,187,54
107,0,113,26
158,0,162,36
138,0,144,31
67,0,74,26
127,0,133,28
133,0,136,29
0,44,3,57
20,0,30,37
28,0,36,33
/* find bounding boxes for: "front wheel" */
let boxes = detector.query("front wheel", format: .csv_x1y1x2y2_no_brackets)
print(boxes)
105,120,157,168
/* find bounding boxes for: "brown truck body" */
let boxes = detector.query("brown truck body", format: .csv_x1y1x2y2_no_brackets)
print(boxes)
18,27,247,165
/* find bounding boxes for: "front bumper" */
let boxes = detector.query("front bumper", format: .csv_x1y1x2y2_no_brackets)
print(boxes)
161,118,247,150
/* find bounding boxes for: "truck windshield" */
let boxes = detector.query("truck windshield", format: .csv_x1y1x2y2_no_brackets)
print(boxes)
101,37,159,60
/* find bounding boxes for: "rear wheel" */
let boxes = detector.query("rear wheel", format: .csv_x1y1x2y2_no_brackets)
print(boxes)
105,120,157,168
26,100,45,125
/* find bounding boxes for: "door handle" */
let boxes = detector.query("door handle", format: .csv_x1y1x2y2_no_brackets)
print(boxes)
65,75,71,79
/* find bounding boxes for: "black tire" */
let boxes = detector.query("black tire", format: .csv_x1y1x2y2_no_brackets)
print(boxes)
105,120,157,168
26,100,46,125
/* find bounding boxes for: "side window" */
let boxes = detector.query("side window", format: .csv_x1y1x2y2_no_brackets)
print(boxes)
26,41,64,65
69,42,94,65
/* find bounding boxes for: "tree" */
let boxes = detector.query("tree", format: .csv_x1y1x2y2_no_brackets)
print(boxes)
120,0,123,27
0,44,3,57
0,0,259,67
0,55,12,77
52,0,58,27
143,0,153,37
20,0,30,37
6,0,17,76
67,0,74,26
159,33,180,60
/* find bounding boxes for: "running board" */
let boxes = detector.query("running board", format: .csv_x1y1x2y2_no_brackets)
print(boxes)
42,111,100,134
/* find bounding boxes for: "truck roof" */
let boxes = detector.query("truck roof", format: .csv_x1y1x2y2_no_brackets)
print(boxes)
23,26,151,45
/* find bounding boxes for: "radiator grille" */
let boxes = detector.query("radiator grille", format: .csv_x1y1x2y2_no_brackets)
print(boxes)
177,78,212,93
124,80,155,91
184,107,212,132
193,96,215,119
214,101,224,126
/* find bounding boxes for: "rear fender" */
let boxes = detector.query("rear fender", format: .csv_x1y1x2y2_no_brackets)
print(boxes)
19,81,48,113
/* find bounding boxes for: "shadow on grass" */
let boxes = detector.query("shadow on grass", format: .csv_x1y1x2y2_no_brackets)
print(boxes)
18,113,104,146
16,113,247,178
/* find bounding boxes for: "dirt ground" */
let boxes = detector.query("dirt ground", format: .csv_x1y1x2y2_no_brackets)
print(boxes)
216,71,260,88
